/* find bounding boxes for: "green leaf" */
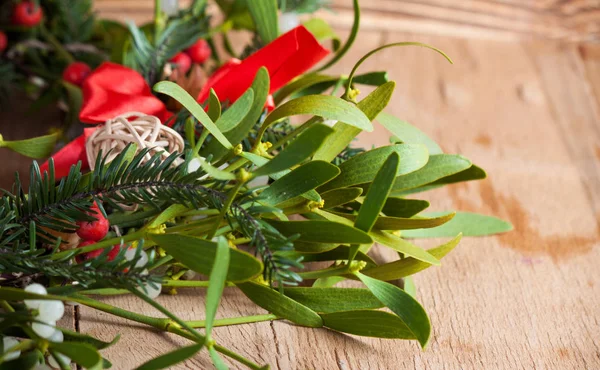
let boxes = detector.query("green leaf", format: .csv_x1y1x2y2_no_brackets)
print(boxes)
284,287,383,313
319,144,429,191
354,152,399,233
259,161,340,205
378,112,442,155
208,346,228,370
283,246,375,265
351,71,389,86
317,0,359,71
404,276,417,298
370,231,439,265
50,342,103,369
196,156,236,180
61,329,120,350
154,81,232,149
401,212,513,238
150,234,262,282
136,344,203,370
237,282,323,327
400,164,487,195
337,211,456,230
253,123,334,176
0,132,59,159
381,197,429,218
207,88,221,121
247,0,279,43
205,237,230,337
262,95,373,135
321,188,363,209
293,241,339,253
363,234,462,280
391,154,472,193
214,88,254,132
0,350,40,370
314,81,396,162
321,310,416,339
312,276,346,288
146,204,188,229
201,68,269,160
356,272,430,347
265,220,373,244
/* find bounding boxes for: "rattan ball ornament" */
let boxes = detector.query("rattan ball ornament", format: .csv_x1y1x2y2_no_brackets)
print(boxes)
86,112,184,170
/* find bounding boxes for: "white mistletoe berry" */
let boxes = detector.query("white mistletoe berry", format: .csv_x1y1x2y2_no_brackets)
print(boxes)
187,157,202,173
48,329,63,343
37,301,65,323
2,336,21,361
161,0,178,16
138,282,162,299
24,283,47,309
47,352,70,368
32,321,56,339
280,12,300,33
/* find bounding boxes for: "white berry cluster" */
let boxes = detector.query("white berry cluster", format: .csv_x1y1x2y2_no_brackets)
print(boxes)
23,283,70,368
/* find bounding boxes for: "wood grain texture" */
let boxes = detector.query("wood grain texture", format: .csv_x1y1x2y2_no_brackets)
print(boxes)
1,2,600,369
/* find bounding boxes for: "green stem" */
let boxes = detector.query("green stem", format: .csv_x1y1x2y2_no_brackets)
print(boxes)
38,25,74,63
270,117,322,151
207,180,244,239
188,314,278,328
0,300,15,312
193,129,210,155
154,0,164,43
108,208,162,227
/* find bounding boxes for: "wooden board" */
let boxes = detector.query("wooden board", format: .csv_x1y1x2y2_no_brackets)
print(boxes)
1,3,600,370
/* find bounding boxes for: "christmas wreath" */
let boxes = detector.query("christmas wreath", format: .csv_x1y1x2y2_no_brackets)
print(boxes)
0,1,512,369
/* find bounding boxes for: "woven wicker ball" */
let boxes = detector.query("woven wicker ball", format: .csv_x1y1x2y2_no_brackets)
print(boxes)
86,112,185,170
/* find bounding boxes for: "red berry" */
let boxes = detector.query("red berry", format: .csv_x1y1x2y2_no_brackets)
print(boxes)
169,52,192,74
185,39,211,64
12,1,43,27
76,207,109,241
107,244,122,261
0,32,7,54
62,62,91,86
75,240,101,263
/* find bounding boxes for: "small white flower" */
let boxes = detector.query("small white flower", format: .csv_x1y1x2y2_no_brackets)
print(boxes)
2,336,21,361
47,352,70,368
48,329,64,343
24,283,47,309
37,301,65,323
279,12,300,33
32,321,56,339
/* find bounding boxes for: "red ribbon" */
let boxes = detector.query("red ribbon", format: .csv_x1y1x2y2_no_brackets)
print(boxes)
79,62,172,124
197,25,329,104
39,128,96,179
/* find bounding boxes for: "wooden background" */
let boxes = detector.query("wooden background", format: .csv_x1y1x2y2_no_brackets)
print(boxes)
1,0,600,369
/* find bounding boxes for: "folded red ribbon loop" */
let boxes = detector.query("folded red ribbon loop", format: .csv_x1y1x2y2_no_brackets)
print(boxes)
80,62,172,124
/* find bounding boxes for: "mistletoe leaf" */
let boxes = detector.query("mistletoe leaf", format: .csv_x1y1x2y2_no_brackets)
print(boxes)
49,342,103,369
319,144,429,192
253,123,334,176
314,81,396,162
0,132,59,159
381,197,429,218
331,211,455,230
321,310,416,339
207,89,222,122
205,237,230,337
378,112,442,155
208,346,228,370
265,220,373,244
237,282,323,327
214,88,254,132
370,231,439,265
401,212,513,238
391,154,472,193
356,272,430,348
259,161,340,205
150,234,262,282
247,0,279,43
284,287,383,313
154,81,232,149
136,344,203,370
320,188,363,209
363,234,462,280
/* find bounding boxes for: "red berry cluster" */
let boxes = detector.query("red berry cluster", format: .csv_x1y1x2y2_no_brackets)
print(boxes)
75,202,120,263
12,1,43,27
168,39,212,74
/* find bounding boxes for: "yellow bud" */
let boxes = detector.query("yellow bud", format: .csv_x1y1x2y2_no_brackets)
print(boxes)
348,88,361,102
233,143,243,155
348,260,367,273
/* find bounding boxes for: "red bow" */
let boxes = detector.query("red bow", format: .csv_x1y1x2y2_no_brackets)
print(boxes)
39,128,96,179
80,62,172,124
197,25,329,104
